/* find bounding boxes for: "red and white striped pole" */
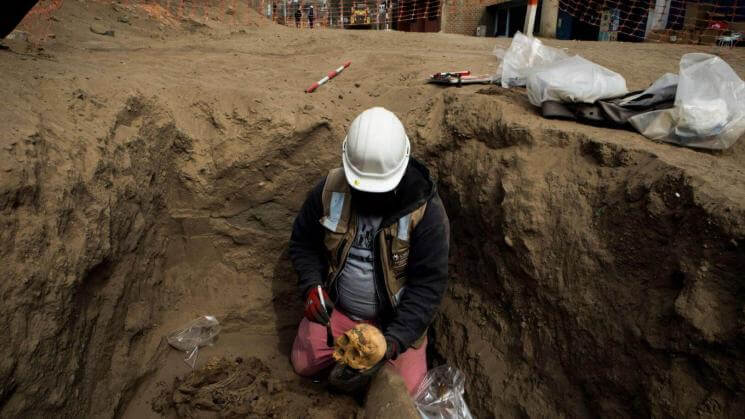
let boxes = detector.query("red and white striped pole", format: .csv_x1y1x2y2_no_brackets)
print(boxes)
524,0,538,35
305,61,351,93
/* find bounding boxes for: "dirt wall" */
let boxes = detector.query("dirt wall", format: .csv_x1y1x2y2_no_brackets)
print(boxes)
410,89,745,417
0,94,177,416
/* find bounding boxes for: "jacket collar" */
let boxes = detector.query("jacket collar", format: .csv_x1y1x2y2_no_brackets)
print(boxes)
374,157,435,229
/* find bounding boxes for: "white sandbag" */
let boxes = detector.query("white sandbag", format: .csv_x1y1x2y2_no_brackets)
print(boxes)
629,53,745,150
497,31,569,88
525,55,628,106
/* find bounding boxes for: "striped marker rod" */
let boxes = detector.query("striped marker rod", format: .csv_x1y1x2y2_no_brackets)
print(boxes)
524,0,538,35
305,61,352,93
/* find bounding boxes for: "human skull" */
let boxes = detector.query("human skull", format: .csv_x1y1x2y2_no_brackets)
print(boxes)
332,324,386,370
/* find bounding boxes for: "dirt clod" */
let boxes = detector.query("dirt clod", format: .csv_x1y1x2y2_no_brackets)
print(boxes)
89,24,115,37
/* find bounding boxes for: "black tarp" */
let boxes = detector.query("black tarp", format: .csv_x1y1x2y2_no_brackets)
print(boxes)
1,0,40,38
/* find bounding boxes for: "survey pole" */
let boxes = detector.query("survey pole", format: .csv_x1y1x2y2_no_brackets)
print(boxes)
523,0,538,35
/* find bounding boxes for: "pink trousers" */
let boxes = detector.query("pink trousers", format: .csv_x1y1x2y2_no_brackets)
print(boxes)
290,309,427,395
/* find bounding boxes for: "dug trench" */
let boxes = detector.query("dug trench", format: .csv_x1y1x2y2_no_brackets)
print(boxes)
2,2,745,413
3,85,745,418
416,91,745,417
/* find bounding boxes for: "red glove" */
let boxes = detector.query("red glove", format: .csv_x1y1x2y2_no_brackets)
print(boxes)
304,285,334,325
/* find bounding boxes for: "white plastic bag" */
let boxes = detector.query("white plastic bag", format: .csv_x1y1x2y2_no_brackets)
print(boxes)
167,315,221,368
526,55,628,106
493,44,506,80
414,365,473,419
498,31,569,88
629,53,745,149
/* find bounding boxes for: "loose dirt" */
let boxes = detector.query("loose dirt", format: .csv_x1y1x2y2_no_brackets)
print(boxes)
1,1,744,418
152,357,357,418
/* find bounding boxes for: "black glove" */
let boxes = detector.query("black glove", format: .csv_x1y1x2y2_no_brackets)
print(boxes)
384,335,400,361
328,361,383,394
327,336,401,394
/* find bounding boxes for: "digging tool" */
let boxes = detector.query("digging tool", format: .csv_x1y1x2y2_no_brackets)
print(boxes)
306,61,351,93
431,70,470,78
427,71,497,86
318,285,335,346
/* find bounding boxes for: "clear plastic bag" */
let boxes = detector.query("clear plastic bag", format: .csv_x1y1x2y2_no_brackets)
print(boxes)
525,55,628,106
492,44,506,80
497,31,569,88
413,365,474,419
167,315,221,368
492,44,506,60
629,53,745,150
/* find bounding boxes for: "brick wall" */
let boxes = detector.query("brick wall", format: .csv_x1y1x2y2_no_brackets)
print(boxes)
440,0,509,36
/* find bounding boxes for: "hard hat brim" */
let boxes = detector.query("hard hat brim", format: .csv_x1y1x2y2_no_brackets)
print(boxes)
342,139,410,193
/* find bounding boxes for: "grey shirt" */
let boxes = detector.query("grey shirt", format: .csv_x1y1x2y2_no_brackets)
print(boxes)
336,214,382,320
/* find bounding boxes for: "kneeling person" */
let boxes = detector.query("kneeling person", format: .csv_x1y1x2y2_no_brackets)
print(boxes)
289,107,450,394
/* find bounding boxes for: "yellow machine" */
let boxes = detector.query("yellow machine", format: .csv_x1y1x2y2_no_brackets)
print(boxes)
351,3,371,25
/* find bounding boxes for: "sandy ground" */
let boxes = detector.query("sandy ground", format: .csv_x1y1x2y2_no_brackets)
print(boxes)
1,1,744,418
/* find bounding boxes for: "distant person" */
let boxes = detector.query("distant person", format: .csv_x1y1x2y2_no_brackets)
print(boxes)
272,2,277,22
295,8,302,28
308,5,314,29
379,3,386,30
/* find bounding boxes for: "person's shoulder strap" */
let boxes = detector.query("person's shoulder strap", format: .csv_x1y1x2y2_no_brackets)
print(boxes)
320,168,351,233
394,202,428,242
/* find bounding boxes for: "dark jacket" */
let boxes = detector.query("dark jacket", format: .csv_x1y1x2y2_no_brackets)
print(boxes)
289,158,450,350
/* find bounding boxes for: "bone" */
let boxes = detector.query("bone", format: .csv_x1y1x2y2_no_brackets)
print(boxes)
333,323,386,370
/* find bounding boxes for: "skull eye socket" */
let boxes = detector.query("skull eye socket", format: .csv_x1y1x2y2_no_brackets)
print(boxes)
337,334,349,346
352,329,366,344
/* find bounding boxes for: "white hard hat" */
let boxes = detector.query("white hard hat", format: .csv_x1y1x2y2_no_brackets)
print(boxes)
342,107,410,193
